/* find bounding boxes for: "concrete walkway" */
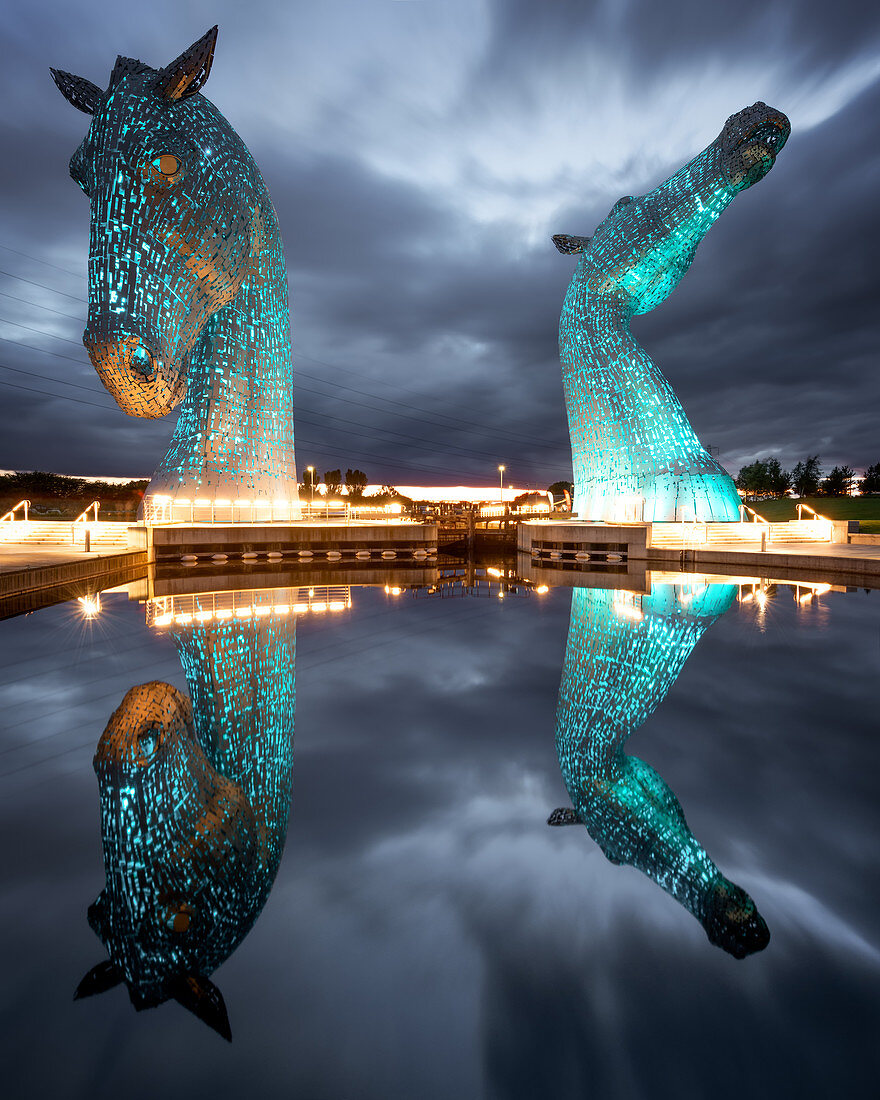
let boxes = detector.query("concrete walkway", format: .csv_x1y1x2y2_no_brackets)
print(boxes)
0,544,142,576
645,539,880,586
652,538,880,560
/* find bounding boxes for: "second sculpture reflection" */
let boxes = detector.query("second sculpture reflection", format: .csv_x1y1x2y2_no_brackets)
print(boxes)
75,613,295,1039
550,583,769,958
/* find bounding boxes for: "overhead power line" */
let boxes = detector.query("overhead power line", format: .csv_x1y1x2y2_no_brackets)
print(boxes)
1,240,563,451
0,242,83,280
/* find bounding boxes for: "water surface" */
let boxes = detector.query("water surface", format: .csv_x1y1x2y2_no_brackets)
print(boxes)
0,573,877,1098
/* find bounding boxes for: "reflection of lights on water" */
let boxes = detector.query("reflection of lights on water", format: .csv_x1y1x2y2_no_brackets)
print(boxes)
78,594,101,618
613,593,643,622
152,590,352,628
797,584,830,603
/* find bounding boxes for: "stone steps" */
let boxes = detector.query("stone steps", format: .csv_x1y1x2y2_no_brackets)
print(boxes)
0,521,132,548
650,520,833,546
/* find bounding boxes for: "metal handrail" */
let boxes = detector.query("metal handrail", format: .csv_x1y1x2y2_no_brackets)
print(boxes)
797,502,829,522
0,499,30,522
73,500,100,524
739,504,768,523
71,500,100,545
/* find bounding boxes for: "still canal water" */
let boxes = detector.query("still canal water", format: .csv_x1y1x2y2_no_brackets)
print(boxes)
0,572,877,1098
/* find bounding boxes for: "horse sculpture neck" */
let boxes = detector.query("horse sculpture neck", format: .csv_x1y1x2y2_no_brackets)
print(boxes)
172,617,295,879
551,584,769,958
150,198,297,504
556,102,790,522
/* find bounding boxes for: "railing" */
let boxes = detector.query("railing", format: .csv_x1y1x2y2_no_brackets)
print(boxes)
73,501,100,524
142,494,414,525
797,502,829,522
0,499,30,523
71,500,100,545
739,504,768,523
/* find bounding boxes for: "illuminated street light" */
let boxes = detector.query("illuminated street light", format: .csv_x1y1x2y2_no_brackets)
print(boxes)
498,464,505,506
306,466,314,512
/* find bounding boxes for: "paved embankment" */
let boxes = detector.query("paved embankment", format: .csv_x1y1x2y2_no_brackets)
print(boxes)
645,541,880,586
0,546,148,619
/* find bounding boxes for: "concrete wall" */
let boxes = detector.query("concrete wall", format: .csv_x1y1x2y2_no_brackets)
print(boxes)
517,521,649,559
146,522,438,560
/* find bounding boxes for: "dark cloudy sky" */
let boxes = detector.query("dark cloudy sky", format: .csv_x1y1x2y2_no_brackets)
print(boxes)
1,0,878,486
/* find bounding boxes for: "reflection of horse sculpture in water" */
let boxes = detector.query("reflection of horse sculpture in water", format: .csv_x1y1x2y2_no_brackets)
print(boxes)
75,616,295,1039
555,103,789,522
51,27,299,508
549,583,769,958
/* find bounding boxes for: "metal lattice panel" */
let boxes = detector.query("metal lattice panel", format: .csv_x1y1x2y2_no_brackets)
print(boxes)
555,103,790,522
550,583,770,957
52,27,299,512
77,615,296,1039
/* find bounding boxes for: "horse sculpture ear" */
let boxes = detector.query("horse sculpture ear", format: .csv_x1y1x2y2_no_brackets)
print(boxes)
547,807,581,826
50,68,102,115
74,959,123,999
171,973,231,1042
552,234,591,255
155,25,218,102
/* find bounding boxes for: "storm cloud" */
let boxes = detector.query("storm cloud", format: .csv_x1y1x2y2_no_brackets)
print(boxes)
1,0,878,485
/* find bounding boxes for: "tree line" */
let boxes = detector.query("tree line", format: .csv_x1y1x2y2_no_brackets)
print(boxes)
735,456,880,500
0,470,148,516
301,468,368,497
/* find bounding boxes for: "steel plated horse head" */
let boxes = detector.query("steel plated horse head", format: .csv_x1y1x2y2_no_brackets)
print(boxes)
76,616,296,1040
554,103,790,522
549,583,769,958
51,27,299,508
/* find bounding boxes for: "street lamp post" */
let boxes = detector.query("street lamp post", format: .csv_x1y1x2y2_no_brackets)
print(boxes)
306,465,314,513
498,465,505,507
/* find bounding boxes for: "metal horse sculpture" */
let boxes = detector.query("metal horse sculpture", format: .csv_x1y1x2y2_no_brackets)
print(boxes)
51,27,299,513
549,582,769,958
75,614,296,1040
555,103,790,522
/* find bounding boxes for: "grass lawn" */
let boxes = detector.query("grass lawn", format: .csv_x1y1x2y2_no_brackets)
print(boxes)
745,496,880,532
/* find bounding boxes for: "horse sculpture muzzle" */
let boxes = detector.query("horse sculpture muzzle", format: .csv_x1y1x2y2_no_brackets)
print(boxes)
83,325,187,419
718,102,791,192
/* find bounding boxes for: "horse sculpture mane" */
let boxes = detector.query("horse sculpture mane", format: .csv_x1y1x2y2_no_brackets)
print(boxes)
555,102,790,522
51,27,299,512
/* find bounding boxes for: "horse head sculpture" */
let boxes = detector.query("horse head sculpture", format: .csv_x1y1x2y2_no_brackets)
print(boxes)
554,103,790,522
76,614,296,1040
549,583,769,959
51,27,299,508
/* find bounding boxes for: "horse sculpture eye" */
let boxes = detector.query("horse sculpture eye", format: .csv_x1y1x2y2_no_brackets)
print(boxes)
152,153,181,177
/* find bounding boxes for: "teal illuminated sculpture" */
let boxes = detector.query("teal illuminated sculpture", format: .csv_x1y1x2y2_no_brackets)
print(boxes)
555,103,790,521
75,613,296,1040
549,582,769,958
51,27,299,514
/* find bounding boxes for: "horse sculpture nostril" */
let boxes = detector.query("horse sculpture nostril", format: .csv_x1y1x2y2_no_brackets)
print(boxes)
130,344,157,381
